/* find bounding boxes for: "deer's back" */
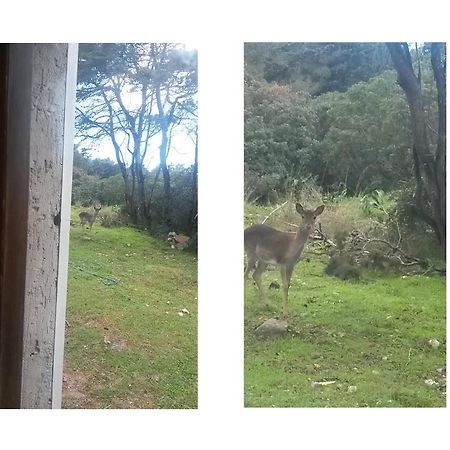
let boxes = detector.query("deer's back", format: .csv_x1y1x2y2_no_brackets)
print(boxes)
245,224,296,263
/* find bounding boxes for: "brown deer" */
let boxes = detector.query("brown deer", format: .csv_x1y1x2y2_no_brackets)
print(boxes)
167,231,191,250
79,204,102,231
244,203,324,317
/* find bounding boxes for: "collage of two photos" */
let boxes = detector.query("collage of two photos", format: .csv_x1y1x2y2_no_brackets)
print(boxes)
0,41,446,410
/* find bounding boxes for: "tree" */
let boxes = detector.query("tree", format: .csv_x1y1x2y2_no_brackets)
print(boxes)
150,43,197,227
312,71,413,193
76,43,197,228
244,74,317,202
387,43,446,253
245,43,392,95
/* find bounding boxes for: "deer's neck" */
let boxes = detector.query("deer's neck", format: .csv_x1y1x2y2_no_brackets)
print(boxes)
292,227,310,254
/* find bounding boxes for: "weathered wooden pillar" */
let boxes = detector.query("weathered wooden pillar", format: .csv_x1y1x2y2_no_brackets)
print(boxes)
0,43,77,408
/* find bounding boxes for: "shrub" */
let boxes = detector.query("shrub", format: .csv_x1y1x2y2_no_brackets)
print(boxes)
98,205,128,228
325,255,361,281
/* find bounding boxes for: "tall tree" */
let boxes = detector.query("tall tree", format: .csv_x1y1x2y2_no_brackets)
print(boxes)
76,43,197,228
387,43,446,253
150,43,197,227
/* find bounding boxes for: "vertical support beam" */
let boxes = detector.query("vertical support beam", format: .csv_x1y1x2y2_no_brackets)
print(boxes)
0,44,76,408
52,43,78,408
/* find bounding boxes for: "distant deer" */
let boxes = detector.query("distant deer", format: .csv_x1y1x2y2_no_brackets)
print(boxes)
167,231,191,250
79,204,102,231
244,203,324,317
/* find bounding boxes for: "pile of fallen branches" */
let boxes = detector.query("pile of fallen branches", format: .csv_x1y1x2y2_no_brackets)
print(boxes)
313,225,445,275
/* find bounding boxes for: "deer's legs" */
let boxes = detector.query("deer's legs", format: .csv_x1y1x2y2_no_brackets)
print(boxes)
281,265,294,317
252,261,268,304
244,254,257,281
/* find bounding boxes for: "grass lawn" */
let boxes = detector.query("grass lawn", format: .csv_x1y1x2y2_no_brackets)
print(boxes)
63,209,197,409
244,254,446,407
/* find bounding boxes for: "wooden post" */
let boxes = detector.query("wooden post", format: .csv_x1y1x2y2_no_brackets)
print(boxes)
0,43,77,408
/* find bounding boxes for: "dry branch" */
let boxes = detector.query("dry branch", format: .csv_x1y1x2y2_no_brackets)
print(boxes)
262,201,288,224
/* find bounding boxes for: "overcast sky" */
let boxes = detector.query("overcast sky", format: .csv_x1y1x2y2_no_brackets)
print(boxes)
79,127,196,169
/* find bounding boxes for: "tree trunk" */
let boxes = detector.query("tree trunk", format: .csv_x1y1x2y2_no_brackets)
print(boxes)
133,137,148,226
189,129,198,234
386,43,446,255
155,80,172,230
159,127,172,229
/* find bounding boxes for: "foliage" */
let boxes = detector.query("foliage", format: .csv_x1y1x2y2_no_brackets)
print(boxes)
311,71,413,194
244,43,444,247
244,77,317,202
326,259,361,281
245,42,392,95
244,69,417,198
96,205,127,228
72,147,196,235
144,164,197,234
72,148,125,206
361,190,391,219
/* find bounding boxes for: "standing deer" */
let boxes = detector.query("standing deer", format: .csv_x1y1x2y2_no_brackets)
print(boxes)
244,203,324,317
79,204,102,231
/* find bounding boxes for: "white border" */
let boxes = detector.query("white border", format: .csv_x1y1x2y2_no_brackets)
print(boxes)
0,1,448,449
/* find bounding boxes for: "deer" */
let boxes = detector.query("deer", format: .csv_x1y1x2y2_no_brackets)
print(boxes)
167,231,191,250
79,204,102,231
244,203,325,317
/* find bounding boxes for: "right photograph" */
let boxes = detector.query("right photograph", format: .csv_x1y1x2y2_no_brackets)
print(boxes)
244,42,446,407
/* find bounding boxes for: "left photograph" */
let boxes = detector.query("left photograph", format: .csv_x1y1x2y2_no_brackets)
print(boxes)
0,43,198,409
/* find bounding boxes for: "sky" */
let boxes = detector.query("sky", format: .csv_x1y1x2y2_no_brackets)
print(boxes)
75,43,197,169
78,126,196,170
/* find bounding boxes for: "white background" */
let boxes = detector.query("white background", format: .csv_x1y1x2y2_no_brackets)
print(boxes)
1,1,449,449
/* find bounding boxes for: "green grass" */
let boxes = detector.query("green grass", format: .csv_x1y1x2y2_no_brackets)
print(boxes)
63,207,197,409
244,209,446,408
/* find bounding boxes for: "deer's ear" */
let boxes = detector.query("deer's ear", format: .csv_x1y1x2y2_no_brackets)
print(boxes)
296,203,305,216
314,205,325,216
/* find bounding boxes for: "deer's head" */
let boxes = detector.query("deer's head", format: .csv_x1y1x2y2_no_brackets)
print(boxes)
296,203,325,234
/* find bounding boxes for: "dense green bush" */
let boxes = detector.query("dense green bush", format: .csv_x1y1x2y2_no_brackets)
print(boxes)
98,205,128,228
71,148,196,235
245,65,441,199
144,165,196,234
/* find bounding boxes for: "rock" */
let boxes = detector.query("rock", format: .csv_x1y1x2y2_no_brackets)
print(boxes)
254,318,289,338
347,385,357,393
427,338,440,348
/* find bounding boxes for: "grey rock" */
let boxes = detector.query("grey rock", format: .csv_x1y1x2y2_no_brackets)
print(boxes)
254,318,289,338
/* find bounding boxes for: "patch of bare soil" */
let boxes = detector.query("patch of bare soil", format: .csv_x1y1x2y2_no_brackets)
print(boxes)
62,366,99,409
113,390,155,409
62,366,155,409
